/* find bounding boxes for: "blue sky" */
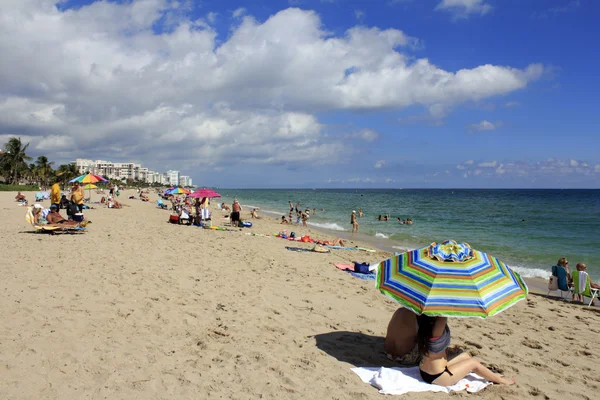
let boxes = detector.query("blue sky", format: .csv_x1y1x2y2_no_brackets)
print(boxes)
0,0,598,188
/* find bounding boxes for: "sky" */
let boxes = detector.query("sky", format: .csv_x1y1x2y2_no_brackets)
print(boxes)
0,0,598,188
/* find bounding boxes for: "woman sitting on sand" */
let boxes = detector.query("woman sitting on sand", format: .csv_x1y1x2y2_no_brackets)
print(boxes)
106,196,123,209
281,216,289,224
417,316,515,386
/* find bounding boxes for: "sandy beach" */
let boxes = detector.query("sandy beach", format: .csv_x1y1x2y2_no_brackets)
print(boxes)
1,190,599,400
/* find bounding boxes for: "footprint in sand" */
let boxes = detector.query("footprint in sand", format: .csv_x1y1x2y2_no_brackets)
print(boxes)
464,340,483,349
522,339,544,349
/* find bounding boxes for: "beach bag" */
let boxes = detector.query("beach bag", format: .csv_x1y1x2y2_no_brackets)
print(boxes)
548,275,559,291
353,262,371,274
301,235,311,243
66,202,78,217
169,215,179,224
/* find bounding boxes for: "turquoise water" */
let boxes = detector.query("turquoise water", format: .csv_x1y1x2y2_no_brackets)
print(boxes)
216,189,600,280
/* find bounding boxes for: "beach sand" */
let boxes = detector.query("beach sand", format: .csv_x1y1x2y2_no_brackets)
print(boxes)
1,190,599,399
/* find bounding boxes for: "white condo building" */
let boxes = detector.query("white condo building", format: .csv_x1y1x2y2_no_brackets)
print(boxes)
167,170,180,186
73,158,187,186
179,175,193,187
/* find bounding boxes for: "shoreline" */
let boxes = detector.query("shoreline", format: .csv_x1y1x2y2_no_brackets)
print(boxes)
235,199,553,295
233,198,554,280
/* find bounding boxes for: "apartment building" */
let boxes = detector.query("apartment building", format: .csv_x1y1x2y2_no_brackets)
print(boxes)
73,158,181,185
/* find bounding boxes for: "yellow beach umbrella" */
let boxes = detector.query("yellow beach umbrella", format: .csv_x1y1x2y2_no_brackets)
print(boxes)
83,184,97,190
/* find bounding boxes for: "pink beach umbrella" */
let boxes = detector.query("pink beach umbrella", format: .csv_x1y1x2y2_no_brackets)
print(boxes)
189,189,221,199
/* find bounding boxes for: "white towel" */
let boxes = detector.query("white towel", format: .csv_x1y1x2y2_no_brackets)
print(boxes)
351,366,491,395
576,271,587,294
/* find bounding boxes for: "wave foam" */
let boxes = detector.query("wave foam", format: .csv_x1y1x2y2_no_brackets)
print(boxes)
308,221,346,231
375,232,390,239
510,266,551,279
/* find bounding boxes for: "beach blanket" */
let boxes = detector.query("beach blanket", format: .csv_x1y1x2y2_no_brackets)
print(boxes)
325,246,376,252
351,366,491,395
286,246,330,254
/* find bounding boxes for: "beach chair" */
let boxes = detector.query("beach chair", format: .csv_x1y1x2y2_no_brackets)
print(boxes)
572,270,599,307
548,265,571,299
25,207,86,234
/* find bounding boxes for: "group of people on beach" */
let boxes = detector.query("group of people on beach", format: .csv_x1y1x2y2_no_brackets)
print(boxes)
550,257,599,304
282,201,322,227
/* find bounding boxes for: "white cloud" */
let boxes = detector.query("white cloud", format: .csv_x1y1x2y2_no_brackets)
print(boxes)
505,101,520,108
456,164,465,170
0,2,543,175
437,158,600,183
354,9,365,21
355,129,380,142
465,160,474,165
232,7,246,18
374,159,386,168
435,0,492,19
468,120,501,133
385,178,394,183
206,12,218,24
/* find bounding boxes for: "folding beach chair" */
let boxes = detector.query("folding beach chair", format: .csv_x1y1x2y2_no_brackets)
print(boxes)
25,207,86,234
572,270,599,307
548,265,571,299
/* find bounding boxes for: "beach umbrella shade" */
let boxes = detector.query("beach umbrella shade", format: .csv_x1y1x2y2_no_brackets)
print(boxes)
69,173,108,202
83,184,97,190
69,173,109,184
376,240,528,318
166,187,190,195
189,189,221,199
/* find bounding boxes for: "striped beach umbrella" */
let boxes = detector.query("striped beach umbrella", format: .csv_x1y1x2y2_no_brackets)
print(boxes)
376,240,528,318
166,187,190,195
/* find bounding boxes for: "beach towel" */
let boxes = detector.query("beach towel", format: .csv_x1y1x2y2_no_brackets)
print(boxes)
351,366,491,396
349,271,376,280
325,246,376,252
285,246,330,254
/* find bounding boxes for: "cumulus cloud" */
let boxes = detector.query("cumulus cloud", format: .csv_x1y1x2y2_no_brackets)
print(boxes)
435,158,600,185
232,7,246,18
0,1,543,176
468,120,502,133
435,0,492,19
374,159,386,168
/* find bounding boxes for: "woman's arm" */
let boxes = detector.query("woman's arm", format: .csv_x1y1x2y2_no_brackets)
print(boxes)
432,317,448,337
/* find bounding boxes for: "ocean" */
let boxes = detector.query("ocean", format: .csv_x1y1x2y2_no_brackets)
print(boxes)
216,189,600,280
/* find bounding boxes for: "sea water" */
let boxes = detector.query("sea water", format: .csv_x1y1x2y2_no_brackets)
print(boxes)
216,189,600,280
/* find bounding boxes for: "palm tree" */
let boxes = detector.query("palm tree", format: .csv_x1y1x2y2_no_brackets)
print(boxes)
56,163,79,186
2,137,32,184
27,163,38,185
35,156,55,189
